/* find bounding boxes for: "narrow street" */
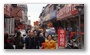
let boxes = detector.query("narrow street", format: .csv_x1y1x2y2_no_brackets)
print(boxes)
4,4,84,49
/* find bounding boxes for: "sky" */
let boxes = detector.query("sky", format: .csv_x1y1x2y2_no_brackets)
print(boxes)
27,4,47,26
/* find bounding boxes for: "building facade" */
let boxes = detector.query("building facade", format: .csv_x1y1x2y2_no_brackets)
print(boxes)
4,4,15,35
39,4,84,48
4,4,28,35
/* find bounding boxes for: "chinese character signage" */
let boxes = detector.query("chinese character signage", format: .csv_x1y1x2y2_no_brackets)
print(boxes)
58,29,66,47
57,4,78,20
4,4,11,17
4,4,84,49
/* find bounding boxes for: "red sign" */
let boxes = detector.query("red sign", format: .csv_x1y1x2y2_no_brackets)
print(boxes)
19,24,25,30
11,7,22,18
57,4,78,20
58,29,66,47
4,4,11,17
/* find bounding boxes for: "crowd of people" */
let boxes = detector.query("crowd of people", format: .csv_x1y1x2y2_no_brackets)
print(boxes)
4,27,81,49
4,29,56,49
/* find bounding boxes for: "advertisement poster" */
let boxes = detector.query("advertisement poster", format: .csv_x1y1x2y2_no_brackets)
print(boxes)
58,29,66,47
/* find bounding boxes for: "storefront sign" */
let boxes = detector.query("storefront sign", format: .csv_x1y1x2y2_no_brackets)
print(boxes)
46,27,55,35
50,10,56,19
45,14,50,21
58,29,66,47
57,4,78,20
19,24,25,30
49,4,53,13
4,4,10,17
11,7,22,18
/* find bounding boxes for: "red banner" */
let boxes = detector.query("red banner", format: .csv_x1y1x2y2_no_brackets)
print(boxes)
58,29,66,47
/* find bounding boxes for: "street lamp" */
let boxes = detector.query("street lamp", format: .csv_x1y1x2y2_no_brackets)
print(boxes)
75,4,84,48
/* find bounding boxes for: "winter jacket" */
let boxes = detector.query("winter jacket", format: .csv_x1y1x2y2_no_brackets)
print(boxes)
43,40,56,49
15,37,24,49
4,41,14,49
38,36,45,47
25,36,39,49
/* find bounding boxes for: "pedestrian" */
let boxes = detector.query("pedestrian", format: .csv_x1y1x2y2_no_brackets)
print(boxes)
26,25,31,34
24,35,29,49
37,30,41,38
15,31,24,49
25,30,39,49
33,30,37,37
67,26,72,38
43,35,56,49
38,33,45,49
4,33,14,49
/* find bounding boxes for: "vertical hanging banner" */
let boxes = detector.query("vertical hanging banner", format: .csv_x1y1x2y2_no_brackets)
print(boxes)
58,29,66,47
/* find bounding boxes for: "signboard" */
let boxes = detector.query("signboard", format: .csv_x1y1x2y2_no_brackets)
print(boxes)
50,10,56,19
46,27,55,35
11,7,22,18
57,4,78,20
49,4,53,13
58,29,66,47
19,24,25,30
4,4,10,17
45,14,50,21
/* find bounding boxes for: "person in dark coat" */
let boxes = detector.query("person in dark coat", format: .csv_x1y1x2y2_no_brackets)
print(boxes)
25,36,28,49
38,33,45,48
25,30,39,49
15,31,24,49
4,33,14,49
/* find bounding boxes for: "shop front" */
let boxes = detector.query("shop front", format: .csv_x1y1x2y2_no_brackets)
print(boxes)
56,4,84,48
4,4,12,35
10,5,23,34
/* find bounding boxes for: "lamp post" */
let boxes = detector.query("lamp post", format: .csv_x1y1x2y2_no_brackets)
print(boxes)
75,4,84,48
